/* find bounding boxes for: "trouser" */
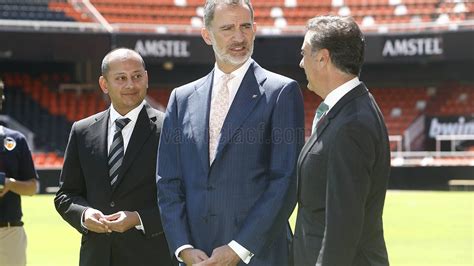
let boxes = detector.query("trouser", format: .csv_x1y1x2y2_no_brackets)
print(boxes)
0,226,27,266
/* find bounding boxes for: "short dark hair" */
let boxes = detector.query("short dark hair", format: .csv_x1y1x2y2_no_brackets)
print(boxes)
306,16,365,76
203,0,254,29
101,48,146,76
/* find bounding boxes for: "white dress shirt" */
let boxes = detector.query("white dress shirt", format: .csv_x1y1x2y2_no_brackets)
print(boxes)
81,101,146,232
175,58,255,264
107,101,145,155
323,77,361,112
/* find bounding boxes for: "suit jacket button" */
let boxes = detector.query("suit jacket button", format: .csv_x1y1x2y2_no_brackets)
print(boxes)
110,201,115,208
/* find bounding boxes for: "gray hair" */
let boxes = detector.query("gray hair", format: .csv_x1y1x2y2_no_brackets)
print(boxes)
306,16,365,76
203,0,254,28
101,48,146,76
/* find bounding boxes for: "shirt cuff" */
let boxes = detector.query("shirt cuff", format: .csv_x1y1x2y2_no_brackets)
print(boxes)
228,240,254,264
175,244,194,262
134,211,145,233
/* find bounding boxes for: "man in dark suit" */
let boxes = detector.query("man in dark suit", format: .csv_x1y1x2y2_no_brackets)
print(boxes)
55,48,173,266
293,16,390,266
157,1,305,265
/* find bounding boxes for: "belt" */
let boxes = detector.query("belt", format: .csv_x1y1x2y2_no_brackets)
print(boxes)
0,221,24,227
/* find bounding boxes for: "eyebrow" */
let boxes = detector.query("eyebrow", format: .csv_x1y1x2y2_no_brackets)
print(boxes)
219,22,252,29
111,70,144,75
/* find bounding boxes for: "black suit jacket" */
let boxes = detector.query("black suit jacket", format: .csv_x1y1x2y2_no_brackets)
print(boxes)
293,84,390,266
55,104,173,266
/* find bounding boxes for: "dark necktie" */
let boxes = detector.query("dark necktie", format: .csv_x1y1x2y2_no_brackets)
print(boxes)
311,102,329,135
108,118,130,187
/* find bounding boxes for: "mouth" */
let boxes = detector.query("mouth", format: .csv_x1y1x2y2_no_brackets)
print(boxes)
122,92,138,96
229,45,246,53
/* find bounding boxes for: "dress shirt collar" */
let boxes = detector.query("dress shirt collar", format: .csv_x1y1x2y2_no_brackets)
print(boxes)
212,58,253,99
324,77,360,112
109,100,145,127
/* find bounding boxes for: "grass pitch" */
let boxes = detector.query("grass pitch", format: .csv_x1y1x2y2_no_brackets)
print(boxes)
21,191,473,265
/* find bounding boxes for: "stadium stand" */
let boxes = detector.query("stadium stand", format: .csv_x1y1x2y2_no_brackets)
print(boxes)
1,72,106,156
372,87,430,135
83,0,473,30
426,84,474,116
0,0,81,21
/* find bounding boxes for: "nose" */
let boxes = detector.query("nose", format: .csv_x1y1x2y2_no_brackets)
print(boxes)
299,58,304,69
233,29,245,42
125,77,134,89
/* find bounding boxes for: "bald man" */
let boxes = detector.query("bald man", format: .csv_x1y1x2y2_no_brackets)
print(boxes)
55,48,174,266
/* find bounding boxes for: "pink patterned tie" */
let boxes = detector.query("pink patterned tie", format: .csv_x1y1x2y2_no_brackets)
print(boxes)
209,74,234,163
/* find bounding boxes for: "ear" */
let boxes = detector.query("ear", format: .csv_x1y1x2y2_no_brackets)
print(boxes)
99,76,108,94
252,22,257,33
201,27,212,45
144,71,149,89
318,49,330,67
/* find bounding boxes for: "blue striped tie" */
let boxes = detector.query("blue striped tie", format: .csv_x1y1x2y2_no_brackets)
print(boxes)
108,118,130,187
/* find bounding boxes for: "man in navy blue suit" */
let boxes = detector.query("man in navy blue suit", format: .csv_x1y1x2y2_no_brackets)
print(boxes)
157,0,305,265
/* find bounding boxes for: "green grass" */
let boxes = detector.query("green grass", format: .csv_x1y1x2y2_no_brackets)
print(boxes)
22,195,80,266
22,191,473,265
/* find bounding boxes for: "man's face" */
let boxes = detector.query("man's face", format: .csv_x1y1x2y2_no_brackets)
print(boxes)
300,32,322,96
202,3,256,71
99,53,148,115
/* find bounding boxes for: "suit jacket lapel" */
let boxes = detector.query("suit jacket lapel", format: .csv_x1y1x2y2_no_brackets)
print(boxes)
85,110,112,196
112,105,154,192
213,61,266,164
188,72,214,175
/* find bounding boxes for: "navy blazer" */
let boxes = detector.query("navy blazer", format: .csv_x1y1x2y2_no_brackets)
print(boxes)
157,60,305,265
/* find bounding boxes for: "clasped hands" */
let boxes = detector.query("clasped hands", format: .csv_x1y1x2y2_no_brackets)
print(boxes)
83,208,139,233
181,245,240,266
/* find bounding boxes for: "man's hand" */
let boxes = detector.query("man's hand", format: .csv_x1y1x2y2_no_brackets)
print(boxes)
101,211,139,233
179,248,209,265
83,208,111,233
194,245,240,266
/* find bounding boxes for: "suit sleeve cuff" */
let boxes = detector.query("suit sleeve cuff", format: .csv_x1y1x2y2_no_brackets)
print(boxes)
175,244,194,262
228,240,254,264
134,211,145,233
80,208,89,233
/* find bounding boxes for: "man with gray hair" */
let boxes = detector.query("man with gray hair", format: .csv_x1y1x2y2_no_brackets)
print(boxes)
293,16,390,266
157,0,304,265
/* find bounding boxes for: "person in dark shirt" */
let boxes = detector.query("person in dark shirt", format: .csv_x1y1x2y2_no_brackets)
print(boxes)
0,78,39,266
